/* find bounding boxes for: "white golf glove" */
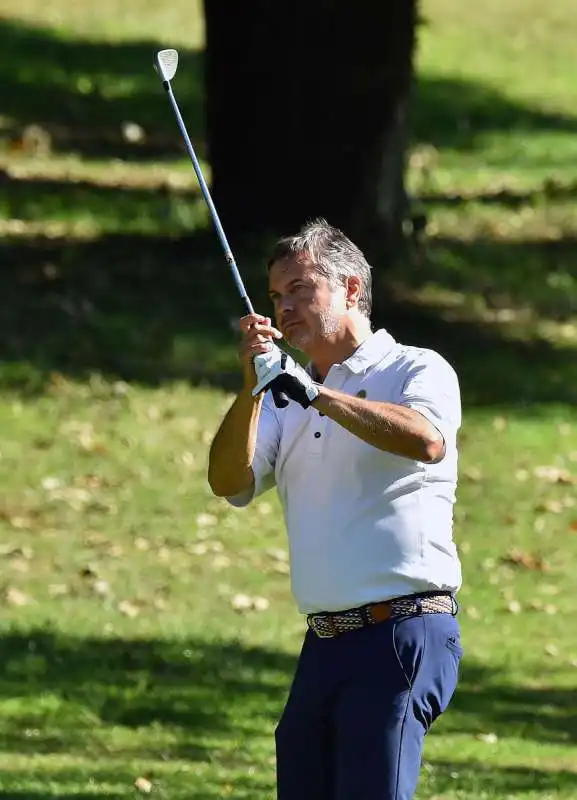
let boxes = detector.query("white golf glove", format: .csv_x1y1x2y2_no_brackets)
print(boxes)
252,345,320,409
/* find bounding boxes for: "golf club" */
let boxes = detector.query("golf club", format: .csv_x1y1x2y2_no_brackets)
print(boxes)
153,48,289,408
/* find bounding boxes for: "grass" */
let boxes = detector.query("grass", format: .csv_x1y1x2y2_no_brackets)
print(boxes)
0,0,577,797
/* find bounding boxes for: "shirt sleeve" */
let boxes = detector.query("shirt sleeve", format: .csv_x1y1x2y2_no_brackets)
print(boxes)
225,393,281,507
398,349,462,443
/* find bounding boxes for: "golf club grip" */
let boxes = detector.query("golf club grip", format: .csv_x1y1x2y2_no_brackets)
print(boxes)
271,384,290,409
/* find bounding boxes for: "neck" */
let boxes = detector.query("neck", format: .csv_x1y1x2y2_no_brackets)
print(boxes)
310,316,373,380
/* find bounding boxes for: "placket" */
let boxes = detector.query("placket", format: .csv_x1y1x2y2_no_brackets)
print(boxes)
307,366,350,457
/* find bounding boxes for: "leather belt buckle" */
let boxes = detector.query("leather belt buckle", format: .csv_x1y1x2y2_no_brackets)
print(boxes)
368,602,393,624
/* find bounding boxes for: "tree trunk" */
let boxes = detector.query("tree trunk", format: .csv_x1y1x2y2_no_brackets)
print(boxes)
203,0,417,266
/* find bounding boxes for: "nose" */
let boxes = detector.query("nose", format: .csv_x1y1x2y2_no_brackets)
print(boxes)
278,295,295,314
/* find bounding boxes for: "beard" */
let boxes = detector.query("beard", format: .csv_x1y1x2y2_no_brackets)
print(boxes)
287,299,343,350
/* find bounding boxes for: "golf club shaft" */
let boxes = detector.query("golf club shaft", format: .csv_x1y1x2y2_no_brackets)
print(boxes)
162,82,255,315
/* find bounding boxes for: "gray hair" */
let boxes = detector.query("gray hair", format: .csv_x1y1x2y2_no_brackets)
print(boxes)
267,217,373,318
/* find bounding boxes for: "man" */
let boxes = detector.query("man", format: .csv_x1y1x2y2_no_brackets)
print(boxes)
208,218,463,800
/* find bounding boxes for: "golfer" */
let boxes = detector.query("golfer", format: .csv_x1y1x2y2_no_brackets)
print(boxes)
208,218,463,800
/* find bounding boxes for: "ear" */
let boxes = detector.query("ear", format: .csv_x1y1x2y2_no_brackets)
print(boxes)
345,276,361,309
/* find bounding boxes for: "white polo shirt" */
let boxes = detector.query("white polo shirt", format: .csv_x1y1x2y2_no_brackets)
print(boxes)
227,329,462,615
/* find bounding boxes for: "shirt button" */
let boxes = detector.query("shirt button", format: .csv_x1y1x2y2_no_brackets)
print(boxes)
314,432,321,439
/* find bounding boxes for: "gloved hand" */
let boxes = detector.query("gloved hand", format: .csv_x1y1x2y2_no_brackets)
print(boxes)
253,344,320,409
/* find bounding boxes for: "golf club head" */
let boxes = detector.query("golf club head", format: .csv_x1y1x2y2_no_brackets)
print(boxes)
154,49,179,82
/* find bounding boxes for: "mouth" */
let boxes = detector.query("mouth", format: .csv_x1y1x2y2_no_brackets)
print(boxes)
282,320,302,334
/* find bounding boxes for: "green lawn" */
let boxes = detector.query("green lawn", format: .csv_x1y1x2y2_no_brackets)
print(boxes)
1,0,577,797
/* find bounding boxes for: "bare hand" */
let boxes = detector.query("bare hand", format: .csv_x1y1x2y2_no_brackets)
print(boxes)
238,313,283,389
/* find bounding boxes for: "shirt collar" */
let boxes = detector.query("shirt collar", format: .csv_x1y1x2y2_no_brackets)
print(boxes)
306,328,396,379
341,328,396,374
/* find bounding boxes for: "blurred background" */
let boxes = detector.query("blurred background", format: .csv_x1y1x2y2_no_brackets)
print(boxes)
1,1,577,798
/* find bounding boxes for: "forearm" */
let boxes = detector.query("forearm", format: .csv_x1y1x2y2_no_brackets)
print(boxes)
312,386,444,462
208,389,263,496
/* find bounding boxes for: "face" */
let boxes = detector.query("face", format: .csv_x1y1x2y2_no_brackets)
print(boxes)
268,257,350,352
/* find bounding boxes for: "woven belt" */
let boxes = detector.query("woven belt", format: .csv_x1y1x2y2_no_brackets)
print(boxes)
306,592,457,639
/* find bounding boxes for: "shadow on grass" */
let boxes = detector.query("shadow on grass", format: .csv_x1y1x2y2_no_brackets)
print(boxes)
0,630,293,762
1,17,577,407
0,18,204,161
421,760,577,796
2,16,577,165
2,229,577,408
0,631,576,752
432,661,577,745
0,630,576,799
413,75,577,152
400,233,577,319
0,173,203,230
0,795,125,800
419,180,577,209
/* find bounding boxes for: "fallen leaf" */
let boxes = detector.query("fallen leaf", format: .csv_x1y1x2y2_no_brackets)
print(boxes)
9,516,33,529
134,537,150,551
231,593,252,611
118,600,140,618
538,583,560,595
477,732,498,744
122,121,146,144
181,451,195,467
230,593,269,612
534,516,546,533
10,558,29,573
534,465,576,485
253,596,270,611
267,548,288,562
544,643,559,657
112,381,130,396
4,587,30,606
92,579,111,598
48,584,69,598
535,499,563,514
196,513,218,528
42,476,63,491
463,467,482,482
212,555,231,570
501,548,548,571
134,776,153,794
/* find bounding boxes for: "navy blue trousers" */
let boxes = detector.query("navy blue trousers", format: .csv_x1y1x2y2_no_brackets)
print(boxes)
275,611,462,800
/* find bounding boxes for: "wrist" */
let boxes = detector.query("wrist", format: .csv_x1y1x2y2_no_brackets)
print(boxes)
310,385,329,411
